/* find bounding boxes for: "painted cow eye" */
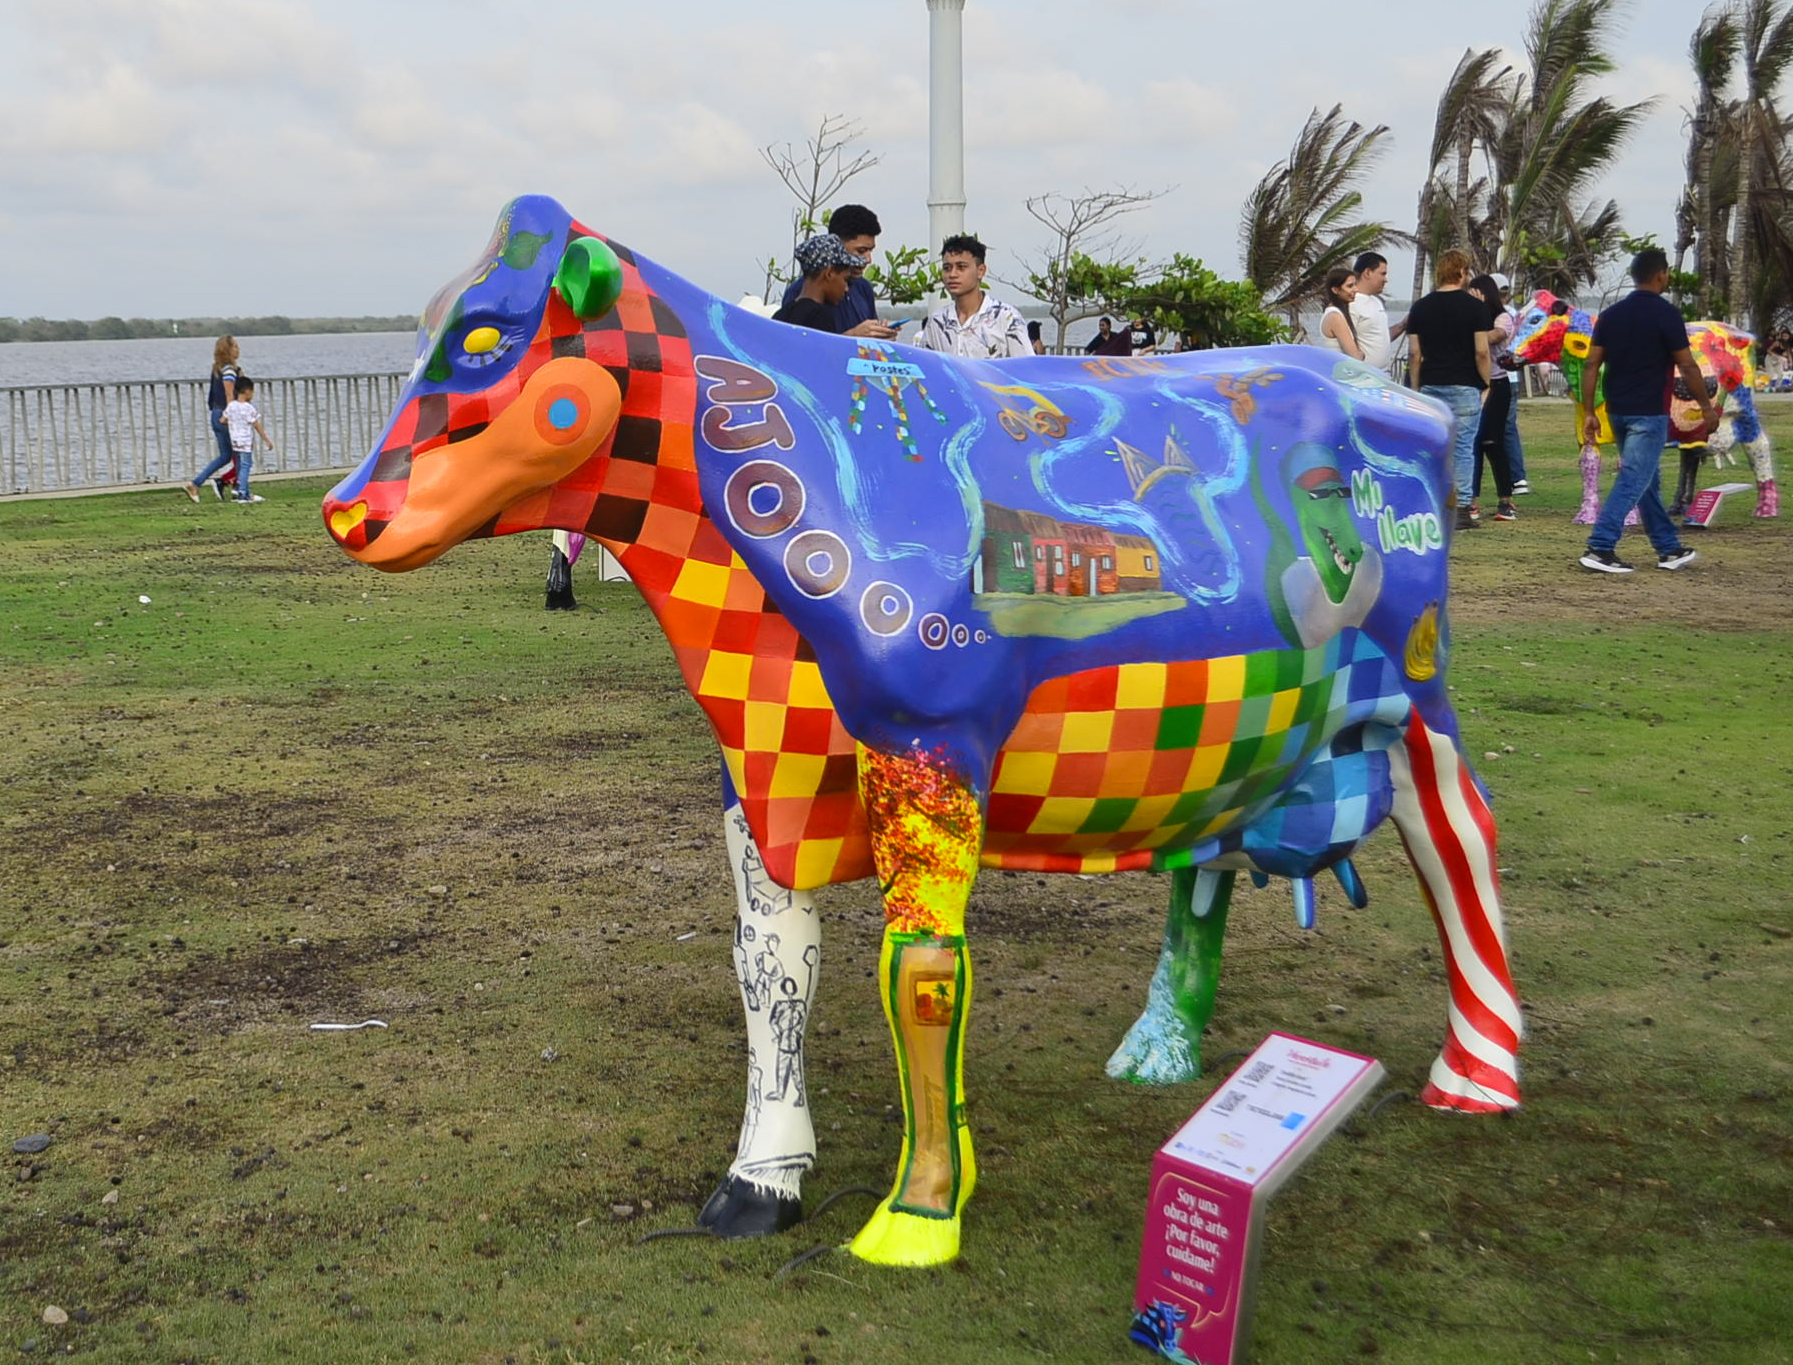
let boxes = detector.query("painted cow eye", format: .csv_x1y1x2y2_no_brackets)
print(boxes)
463,326,502,355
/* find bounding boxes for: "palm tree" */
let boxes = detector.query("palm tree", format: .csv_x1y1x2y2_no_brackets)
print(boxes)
1681,6,1741,285
1486,0,1654,283
1411,48,1514,299
1240,105,1398,332
1727,0,1793,325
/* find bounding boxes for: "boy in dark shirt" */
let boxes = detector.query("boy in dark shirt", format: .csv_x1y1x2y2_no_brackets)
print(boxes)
1577,248,1721,574
773,234,860,333
1406,249,1491,530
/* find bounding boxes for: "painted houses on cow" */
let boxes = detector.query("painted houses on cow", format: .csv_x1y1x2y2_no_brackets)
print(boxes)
975,502,1161,598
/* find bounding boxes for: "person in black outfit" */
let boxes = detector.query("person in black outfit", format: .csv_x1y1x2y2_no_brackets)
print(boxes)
1577,247,1721,574
772,234,860,333
1466,274,1517,521
1406,249,1490,530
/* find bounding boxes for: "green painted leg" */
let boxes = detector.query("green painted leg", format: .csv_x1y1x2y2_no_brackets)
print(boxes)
1106,867,1235,1084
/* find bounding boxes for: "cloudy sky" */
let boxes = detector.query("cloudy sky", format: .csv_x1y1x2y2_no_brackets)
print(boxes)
0,0,1703,322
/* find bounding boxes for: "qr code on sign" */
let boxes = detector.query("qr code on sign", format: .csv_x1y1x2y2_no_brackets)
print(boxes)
1214,1089,1246,1114
1242,1061,1275,1085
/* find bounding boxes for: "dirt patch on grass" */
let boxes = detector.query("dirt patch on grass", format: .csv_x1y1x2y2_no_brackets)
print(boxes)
1449,512,1793,631
155,931,435,1033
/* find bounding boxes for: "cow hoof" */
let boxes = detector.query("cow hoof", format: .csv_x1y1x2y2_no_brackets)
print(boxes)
1105,1018,1200,1086
847,1203,961,1266
697,1176,803,1239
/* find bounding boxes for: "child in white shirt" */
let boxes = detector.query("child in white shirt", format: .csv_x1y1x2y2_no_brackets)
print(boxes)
222,378,275,503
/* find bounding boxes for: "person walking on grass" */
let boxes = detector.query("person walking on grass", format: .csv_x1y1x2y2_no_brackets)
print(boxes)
217,377,273,503
182,335,243,501
1577,248,1720,575
1405,249,1489,531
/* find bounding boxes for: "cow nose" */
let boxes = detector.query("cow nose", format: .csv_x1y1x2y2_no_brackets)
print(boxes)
325,498,369,545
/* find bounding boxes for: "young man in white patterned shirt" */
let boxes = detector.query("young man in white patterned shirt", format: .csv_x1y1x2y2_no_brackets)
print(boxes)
916,233,1032,359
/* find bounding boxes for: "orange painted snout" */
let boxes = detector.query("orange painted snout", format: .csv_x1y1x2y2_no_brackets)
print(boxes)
325,357,623,571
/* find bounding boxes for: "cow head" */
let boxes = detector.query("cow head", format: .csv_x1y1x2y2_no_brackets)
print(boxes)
324,196,636,571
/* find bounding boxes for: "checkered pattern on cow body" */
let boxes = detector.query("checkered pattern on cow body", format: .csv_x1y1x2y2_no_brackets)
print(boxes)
981,634,1410,875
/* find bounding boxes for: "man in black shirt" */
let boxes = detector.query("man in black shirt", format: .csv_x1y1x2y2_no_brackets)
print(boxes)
1127,315,1158,354
772,234,861,333
1405,249,1490,531
1577,248,1721,574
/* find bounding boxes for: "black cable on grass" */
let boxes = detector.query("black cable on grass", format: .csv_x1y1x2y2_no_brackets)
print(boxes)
1343,1088,1414,1138
633,1226,717,1246
773,1244,834,1279
804,1185,881,1223
1366,1088,1414,1121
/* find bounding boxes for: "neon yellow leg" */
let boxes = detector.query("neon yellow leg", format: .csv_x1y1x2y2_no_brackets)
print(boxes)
849,745,982,1267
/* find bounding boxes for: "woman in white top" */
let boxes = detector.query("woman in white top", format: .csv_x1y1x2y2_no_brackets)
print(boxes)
1316,267,1364,360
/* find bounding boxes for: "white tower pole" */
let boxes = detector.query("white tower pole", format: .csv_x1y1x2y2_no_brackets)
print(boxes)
927,0,967,253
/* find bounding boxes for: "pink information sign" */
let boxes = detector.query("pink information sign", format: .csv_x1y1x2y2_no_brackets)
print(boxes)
1129,1033,1384,1364
1683,482,1755,528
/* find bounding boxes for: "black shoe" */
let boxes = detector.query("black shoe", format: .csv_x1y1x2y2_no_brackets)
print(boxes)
1579,549,1634,574
1455,508,1480,530
1657,547,1698,570
1493,501,1517,521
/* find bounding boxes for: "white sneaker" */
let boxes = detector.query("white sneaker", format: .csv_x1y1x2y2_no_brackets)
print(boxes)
1511,479,1532,495
235,494,265,504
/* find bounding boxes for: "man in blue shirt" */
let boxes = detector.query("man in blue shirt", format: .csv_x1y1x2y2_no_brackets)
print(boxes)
1579,248,1721,574
779,204,899,340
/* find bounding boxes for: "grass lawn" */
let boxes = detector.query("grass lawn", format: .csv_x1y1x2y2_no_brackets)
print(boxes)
1,402,1789,1364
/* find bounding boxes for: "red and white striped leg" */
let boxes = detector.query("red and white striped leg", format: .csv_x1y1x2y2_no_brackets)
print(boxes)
1387,713,1522,1113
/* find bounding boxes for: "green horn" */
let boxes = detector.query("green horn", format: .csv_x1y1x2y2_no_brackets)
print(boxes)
553,236,624,319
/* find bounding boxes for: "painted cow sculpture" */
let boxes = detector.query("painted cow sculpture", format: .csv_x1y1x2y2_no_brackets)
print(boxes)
1512,293,1778,521
323,196,1521,1267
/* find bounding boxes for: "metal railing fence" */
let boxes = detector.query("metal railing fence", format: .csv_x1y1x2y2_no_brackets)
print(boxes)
1,373,407,495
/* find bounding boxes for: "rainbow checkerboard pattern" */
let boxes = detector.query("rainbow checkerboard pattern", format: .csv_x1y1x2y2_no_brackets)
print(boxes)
984,634,1404,873
641,550,1408,888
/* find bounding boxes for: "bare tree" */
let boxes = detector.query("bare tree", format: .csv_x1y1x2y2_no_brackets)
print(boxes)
1020,186,1168,348
759,114,881,296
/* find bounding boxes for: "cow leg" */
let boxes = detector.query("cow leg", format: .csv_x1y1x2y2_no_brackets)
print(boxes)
1668,446,1703,518
849,745,983,1267
695,800,819,1238
1106,867,1235,1085
545,530,577,611
1387,714,1523,1113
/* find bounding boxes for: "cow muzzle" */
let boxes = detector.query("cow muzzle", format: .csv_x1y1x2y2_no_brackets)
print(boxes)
324,357,624,572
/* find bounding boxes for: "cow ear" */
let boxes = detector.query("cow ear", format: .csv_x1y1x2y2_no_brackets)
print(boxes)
554,237,624,319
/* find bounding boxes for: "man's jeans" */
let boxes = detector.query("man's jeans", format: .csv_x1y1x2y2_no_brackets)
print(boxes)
1588,414,1681,554
1503,377,1526,481
1423,385,1482,507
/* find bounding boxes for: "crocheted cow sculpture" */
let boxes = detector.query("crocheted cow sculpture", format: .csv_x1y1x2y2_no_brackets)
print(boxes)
323,195,1522,1267
1512,292,1778,521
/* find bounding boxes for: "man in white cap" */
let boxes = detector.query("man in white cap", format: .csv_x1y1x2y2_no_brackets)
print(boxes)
1491,272,1530,493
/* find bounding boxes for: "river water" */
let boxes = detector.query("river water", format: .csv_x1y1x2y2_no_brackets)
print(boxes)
0,332,417,387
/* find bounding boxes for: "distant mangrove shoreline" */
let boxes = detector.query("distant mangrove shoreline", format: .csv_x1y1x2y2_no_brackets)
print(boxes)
0,315,417,343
